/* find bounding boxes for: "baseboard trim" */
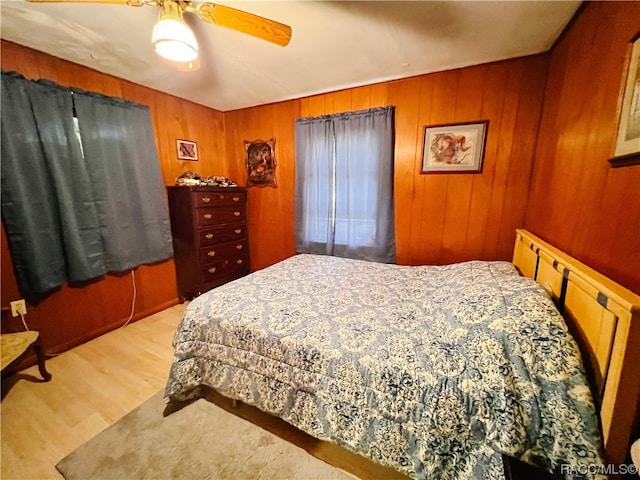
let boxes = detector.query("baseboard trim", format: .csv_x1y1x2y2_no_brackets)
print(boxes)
4,298,180,374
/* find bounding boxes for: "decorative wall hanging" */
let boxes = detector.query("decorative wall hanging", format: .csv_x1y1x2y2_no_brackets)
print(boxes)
177,139,198,161
610,33,640,168
244,138,277,188
421,120,488,174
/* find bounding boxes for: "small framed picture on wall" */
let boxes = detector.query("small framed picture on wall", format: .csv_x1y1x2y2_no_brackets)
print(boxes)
610,33,640,168
177,139,198,161
244,138,277,188
421,121,488,174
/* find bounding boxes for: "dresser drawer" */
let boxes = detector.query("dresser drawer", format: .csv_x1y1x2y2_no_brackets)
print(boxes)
193,191,245,208
200,254,249,283
195,206,245,226
199,240,248,265
198,224,246,246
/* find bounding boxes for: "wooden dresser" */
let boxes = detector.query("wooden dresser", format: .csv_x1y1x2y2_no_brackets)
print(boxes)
166,186,250,302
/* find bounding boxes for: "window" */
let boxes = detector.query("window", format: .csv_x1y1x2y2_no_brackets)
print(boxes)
294,107,395,263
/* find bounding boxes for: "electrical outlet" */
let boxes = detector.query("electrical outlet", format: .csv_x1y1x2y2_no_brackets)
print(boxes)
10,299,27,317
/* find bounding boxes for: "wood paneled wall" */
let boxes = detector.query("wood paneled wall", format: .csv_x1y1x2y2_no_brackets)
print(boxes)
0,41,232,359
225,55,549,270
525,2,640,294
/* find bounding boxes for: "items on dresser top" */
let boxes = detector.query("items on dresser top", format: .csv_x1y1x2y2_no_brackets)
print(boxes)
175,171,237,187
167,186,249,302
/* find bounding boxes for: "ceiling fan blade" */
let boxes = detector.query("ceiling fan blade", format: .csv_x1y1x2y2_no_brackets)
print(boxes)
197,4,291,47
26,0,144,5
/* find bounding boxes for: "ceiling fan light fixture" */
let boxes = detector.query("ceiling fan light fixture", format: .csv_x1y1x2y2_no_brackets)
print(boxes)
152,2,198,63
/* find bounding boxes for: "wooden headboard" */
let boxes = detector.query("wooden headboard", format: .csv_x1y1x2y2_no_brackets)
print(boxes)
512,229,640,466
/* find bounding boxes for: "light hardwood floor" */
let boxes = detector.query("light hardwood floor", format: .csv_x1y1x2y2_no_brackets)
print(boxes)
1,303,409,480
1,303,187,480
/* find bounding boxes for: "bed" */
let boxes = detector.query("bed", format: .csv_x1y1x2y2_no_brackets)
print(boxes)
164,229,640,479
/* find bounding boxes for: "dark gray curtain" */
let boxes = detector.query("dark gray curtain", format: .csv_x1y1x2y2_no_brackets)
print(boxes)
294,106,396,263
1,73,106,293
0,71,173,295
73,91,173,272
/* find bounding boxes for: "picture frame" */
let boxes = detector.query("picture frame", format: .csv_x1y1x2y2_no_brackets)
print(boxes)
244,138,277,188
610,33,640,168
177,139,198,161
421,120,488,174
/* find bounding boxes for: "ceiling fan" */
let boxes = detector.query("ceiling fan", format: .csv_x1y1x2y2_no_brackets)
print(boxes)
26,0,292,69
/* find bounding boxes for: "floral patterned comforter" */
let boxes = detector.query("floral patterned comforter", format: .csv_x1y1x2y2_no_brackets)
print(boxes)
164,254,603,479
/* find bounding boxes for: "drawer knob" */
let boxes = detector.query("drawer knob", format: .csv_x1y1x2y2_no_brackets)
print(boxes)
205,233,214,239
208,267,217,273
233,196,240,202
236,259,243,264
235,229,242,234
202,196,211,203
236,244,243,250
208,251,216,257
233,211,240,216
204,214,212,220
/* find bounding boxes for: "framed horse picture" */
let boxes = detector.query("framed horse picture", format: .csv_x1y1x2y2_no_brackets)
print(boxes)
421,121,488,174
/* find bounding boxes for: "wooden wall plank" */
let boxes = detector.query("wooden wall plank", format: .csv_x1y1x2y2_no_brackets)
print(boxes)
333,89,352,114
457,67,488,263
482,59,525,260
351,86,372,111
303,95,326,118
407,76,434,265
441,67,485,264
415,74,452,266
370,83,388,108
497,56,548,260
389,77,421,264
464,62,508,260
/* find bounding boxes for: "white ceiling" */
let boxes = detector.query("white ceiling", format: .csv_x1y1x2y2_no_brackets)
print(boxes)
0,1,581,112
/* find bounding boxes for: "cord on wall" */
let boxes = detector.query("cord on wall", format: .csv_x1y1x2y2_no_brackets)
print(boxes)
120,270,137,328
19,312,30,332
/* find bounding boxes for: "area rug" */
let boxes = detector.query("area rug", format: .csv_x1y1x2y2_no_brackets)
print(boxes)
56,390,354,480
